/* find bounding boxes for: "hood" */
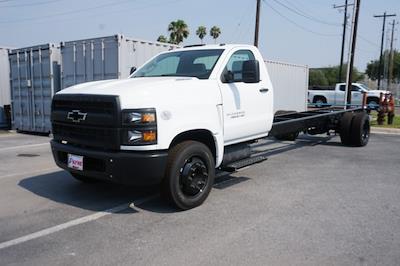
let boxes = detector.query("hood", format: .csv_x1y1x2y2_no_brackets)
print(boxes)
57,77,218,109
367,89,390,96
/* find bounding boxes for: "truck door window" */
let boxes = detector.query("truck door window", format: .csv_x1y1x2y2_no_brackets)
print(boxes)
223,50,255,83
339,85,361,92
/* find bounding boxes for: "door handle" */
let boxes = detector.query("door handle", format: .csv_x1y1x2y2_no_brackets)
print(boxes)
259,88,269,93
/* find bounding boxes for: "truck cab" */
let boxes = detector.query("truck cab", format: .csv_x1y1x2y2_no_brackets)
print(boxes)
51,44,274,209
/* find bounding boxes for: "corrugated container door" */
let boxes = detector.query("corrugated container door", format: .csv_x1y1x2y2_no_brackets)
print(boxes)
31,47,56,133
98,36,119,80
10,44,60,133
61,36,120,89
10,50,31,132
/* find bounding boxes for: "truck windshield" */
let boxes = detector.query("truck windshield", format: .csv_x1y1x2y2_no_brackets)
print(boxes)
132,49,224,79
359,84,370,91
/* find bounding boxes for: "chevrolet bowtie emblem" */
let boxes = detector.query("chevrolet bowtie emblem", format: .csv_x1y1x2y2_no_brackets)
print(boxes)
67,110,87,123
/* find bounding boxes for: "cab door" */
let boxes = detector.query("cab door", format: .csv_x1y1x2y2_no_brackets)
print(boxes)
337,84,363,107
218,49,273,145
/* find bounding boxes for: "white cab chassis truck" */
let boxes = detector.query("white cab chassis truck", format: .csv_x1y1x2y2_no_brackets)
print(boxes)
51,44,370,210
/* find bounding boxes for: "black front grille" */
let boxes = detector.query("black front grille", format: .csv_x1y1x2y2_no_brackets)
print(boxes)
52,99,115,115
51,94,121,149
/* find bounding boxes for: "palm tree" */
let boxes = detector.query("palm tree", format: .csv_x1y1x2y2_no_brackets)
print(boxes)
210,26,221,44
168,19,189,45
157,35,168,43
196,26,207,44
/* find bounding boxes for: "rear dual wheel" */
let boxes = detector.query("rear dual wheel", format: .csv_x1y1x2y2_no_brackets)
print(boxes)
339,112,370,147
162,141,215,210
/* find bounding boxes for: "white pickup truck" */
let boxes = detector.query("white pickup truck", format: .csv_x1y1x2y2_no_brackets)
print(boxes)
308,83,388,108
51,44,370,210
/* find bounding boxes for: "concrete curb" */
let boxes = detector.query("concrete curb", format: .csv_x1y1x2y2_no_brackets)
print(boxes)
371,127,400,135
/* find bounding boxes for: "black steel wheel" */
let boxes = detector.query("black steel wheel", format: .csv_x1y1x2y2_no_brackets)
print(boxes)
339,112,354,146
162,141,215,210
350,112,370,147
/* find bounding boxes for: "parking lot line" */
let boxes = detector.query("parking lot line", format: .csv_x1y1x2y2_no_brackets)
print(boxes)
0,143,49,152
0,194,158,251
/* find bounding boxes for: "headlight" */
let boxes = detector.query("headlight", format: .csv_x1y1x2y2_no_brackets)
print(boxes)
122,109,156,125
121,108,157,145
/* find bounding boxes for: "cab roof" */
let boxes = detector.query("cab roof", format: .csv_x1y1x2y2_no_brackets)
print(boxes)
173,44,256,52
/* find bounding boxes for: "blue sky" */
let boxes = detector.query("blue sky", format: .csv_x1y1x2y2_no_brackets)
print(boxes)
0,0,399,71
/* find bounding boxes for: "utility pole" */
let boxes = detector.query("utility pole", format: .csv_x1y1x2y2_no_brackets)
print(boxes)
374,12,396,90
344,0,361,109
334,0,353,83
388,19,397,91
254,0,261,47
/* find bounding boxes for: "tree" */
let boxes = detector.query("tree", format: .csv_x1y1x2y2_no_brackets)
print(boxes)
157,35,168,43
309,65,364,86
309,70,329,86
210,26,221,43
366,49,400,82
168,19,189,45
196,26,207,44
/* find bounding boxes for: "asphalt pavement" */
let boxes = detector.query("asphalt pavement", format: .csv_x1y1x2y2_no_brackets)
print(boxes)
0,132,399,266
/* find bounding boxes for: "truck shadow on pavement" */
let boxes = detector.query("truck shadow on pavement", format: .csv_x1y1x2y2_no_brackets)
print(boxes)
18,170,253,214
18,135,337,214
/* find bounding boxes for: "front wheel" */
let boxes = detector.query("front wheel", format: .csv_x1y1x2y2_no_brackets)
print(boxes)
162,141,215,210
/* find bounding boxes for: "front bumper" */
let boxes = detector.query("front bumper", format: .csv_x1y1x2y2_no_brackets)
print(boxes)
51,140,168,186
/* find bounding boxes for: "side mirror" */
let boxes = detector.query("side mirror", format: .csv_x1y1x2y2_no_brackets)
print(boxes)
223,71,234,83
242,60,260,83
130,66,137,75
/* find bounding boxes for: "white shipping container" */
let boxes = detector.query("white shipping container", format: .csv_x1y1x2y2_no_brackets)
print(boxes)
265,60,309,113
0,47,11,128
61,34,179,89
9,44,61,133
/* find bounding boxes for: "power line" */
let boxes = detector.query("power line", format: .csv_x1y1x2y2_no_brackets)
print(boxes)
262,0,341,37
271,0,341,27
0,0,184,28
0,0,133,24
357,34,380,47
0,0,61,8
231,1,255,41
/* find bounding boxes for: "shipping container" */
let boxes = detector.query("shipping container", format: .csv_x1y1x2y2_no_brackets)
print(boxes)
9,43,61,133
61,34,178,89
0,47,11,128
265,60,309,113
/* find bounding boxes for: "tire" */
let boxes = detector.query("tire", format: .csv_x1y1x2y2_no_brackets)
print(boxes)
350,112,370,147
313,96,327,108
367,98,379,110
162,141,215,210
339,112,354,146
70,173,98,183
